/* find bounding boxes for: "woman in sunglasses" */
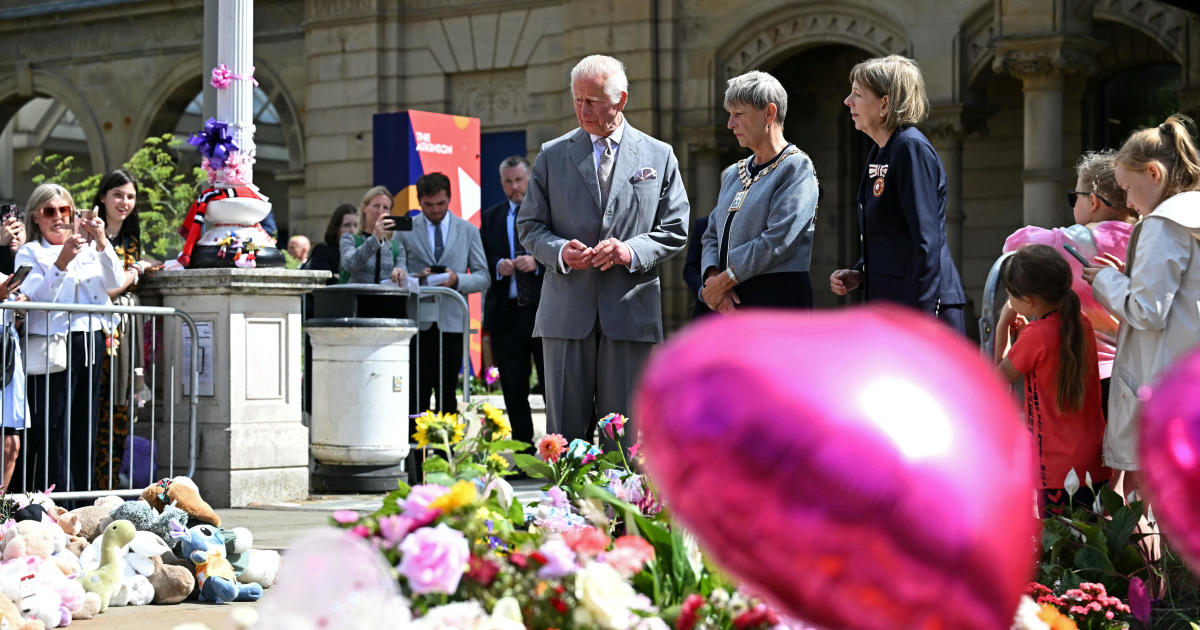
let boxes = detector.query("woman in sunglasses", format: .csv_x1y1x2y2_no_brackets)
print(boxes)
1001,150,1139,416
13,182,126,494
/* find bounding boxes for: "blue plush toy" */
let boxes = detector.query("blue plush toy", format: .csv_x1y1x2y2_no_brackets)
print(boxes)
168,520,263,603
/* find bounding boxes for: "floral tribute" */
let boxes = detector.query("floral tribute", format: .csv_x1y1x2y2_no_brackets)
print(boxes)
329,403,792,629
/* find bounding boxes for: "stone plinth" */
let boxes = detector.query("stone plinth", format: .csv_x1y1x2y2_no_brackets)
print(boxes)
139,268,330,507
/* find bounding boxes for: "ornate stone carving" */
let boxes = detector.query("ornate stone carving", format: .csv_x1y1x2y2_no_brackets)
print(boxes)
307,0,375,21
991,38,1101,81
1094,0,1187,62
450,72,526,127
719,5,908,79
921,104,988,145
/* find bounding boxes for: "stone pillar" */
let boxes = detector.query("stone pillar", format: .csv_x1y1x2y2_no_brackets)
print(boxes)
139,269,330,507
993,43,1097,228
217,0,256,184
923,106,971,267
667,124,728,330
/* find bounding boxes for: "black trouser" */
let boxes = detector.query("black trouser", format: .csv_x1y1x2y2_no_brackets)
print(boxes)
489,302,544,447
409,325,463,415
24,330,103,493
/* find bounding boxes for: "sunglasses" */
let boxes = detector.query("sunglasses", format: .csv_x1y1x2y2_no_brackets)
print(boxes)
38,205,72,219
1067,191,1113,207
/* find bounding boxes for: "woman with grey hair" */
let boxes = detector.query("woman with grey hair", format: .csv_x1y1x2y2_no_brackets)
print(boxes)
830,54,966,331
700,70,819,311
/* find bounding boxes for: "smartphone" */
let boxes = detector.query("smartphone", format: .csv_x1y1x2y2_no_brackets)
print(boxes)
386,214,414,231
4,264,32,291
430,264,447,273
0,203,17,223
1062,243,1092,268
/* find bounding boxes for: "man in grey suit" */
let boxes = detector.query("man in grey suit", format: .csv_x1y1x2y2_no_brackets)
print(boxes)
390,172,489,414
517,54,689,447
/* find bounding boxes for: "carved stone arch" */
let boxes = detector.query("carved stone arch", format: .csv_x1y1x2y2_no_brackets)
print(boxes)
961,1,997,93
129,57,306,172
715,3,910,82
1093,0,1188,66
0,67,109,171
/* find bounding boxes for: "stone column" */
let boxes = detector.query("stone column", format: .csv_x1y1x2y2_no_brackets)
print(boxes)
993,42,1097,228
923,106,972,267
667,125,728,331
217,0,256,184
139,269,331,507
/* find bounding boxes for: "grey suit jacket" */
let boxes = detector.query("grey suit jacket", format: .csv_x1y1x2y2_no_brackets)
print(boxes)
393,212,489,333
517,123,690,342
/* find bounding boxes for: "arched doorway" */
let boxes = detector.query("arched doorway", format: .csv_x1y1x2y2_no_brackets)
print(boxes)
755,45,876,309
1082,19,1181,151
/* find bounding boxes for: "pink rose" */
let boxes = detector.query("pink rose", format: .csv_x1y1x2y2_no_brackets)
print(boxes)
398,524,470,595
404,484,450,524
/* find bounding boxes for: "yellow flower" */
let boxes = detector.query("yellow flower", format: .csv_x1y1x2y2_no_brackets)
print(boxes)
428,480,478,513
412,411,466,448
486,453,510,474
481,403,512,440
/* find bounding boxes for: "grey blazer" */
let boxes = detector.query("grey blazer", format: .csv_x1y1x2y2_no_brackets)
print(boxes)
700,149,818,280
393,212,490,333
517,123,690,343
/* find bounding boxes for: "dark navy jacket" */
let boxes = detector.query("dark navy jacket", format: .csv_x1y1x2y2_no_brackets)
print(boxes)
855,125,966,312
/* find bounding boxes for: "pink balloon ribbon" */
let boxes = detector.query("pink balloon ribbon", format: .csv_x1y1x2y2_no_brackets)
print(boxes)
210,63,259,89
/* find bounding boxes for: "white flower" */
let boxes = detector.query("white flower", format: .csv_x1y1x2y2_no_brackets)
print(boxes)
1063,468,1080,497
575,562,640,630
1084,470,1093,490
1010,595,1050,630
492,597,523,626
680,529,703,579
486,477,514,510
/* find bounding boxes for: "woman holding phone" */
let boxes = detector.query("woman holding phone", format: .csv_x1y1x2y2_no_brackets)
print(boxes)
15,183,125,493
340,186,403,284
91,169,149,488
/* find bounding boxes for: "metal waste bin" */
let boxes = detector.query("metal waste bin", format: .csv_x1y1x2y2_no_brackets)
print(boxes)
307,284,417,492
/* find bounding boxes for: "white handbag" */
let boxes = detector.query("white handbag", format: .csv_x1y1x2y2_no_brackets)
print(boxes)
25,333,67,375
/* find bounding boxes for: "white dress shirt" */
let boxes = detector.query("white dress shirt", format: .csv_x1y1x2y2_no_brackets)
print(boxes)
15,237,125,336
559,119,639,273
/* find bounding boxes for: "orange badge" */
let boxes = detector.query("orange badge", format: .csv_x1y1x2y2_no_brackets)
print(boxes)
872,177,885,197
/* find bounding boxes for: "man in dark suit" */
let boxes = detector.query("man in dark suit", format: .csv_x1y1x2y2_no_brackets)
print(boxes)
681,214,712,321
481,156,545,447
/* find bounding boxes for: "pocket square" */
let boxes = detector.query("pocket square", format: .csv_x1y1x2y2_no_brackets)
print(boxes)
631,167,657,182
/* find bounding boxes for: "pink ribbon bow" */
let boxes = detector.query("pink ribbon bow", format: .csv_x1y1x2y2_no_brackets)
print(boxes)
210,64,259,89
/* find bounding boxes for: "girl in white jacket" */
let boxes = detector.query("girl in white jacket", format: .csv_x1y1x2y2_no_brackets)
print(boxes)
1083,114,1200,498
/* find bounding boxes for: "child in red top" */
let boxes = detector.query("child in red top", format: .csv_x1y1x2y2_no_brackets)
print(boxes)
994,244,1110,515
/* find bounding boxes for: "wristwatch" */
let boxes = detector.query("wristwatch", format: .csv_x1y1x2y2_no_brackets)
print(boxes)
726,267,738,284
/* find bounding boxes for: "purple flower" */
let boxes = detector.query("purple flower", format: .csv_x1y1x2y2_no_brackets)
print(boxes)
332,510,360,524
485,366,500,385
404,484,450,523
547,486,569,509
398,524,470,595
537,538,577,578
377,514,414,546
1128,576,1151,623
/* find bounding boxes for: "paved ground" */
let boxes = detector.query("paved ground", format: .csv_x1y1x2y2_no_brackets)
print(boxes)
68,484,546,629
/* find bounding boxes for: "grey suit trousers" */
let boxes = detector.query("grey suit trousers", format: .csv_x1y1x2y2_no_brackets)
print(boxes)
542,320,651,450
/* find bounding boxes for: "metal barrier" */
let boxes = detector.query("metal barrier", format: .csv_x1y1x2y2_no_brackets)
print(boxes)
0,300,199,501
411,285,473,409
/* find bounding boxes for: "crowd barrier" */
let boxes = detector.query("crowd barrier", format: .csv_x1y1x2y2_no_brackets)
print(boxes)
412,285,473,408
0,301,199,501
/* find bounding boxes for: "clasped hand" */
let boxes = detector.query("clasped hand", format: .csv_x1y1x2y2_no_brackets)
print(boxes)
562,238,632,272
701,270,740,313
498,255,537,276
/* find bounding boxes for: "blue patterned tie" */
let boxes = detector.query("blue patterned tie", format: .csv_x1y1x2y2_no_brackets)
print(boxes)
433,221,444,260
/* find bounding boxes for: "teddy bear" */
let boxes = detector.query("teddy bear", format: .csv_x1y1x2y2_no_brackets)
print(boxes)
168,521,262,603
0,589,44,630
0,520,81,580
147,555,195,604
0,556,76,628
142,477,221,526
80,520,137,613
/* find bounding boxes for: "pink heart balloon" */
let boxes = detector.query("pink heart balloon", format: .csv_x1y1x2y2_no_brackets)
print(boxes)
634,306,1039,630
1139,346,1200,569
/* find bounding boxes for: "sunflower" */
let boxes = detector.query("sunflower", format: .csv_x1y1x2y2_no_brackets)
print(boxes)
485,453,511,474
413,411,466,448
480,403,513,440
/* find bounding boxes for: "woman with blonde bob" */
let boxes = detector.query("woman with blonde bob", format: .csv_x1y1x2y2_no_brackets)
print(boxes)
15,182,126,492
339,185,404,284
699,70,819,311
1083,114,1200,489
829,55,966,331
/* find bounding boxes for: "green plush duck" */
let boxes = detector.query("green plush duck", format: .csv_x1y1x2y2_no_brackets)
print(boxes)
81,520,137,613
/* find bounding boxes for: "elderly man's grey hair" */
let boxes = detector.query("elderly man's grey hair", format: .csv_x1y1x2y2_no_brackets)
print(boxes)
498,155,530,178
723,70,788,127
570,55,628,105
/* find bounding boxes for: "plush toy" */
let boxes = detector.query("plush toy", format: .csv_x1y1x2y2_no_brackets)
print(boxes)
221,527,280,588
142,477,220,527
147,555,194,605
80,529,173,608
168,521,261,603
0,590,44,630
0,557,71,628
107,500,188,545
17,587,64,628
2,521,61,562
64,505,114,542
80,520,136,613
107,575,153,607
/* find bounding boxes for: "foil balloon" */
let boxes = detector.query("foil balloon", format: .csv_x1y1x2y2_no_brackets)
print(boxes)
634,306,1039,630
1140,346,1200,570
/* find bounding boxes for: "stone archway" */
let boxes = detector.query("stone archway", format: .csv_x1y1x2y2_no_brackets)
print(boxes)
1093,0,1188,66
0,66,109,172
716,3,910,82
